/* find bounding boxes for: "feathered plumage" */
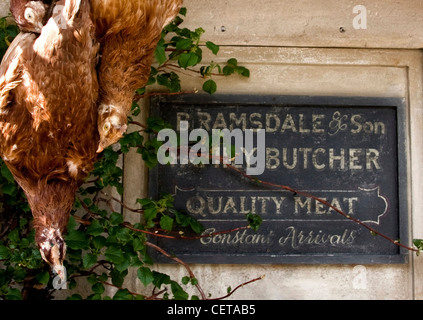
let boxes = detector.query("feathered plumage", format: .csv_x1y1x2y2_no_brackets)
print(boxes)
9,0,50,33
92,0,183,152
0,0,99,275
0,0,182,277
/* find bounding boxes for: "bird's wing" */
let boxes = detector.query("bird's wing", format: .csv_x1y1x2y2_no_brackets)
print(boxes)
160,0,184,29
0,32,36,111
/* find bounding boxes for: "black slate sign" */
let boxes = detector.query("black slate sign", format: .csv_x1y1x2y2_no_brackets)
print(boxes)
149,95,408,264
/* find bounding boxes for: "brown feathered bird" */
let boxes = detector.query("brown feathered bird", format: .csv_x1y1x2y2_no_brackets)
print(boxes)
9,0,50,33
92,0,183,152
0,0,99,276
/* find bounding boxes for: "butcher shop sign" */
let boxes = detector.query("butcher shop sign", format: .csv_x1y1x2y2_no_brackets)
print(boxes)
149,95,408,264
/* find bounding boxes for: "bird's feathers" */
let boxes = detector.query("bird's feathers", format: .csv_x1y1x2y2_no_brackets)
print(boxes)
0,0,99,269
94,0,183,151
1,0,183,273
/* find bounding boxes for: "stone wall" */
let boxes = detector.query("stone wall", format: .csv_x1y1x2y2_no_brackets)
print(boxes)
1,0,422,300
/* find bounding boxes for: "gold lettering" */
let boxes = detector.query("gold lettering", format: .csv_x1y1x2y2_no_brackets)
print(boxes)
315,197,327,214
266,148,280,169
349,148,363,170
176,112,190,131
344,197,358,214
186,196,206,216
283,148,297,169
299,148,312,169
294,197,312,214
312,148,326,170
281,114,297,132
312,114,325,133
196,112,211,130
213,112,227,129
249,113,263,130
329,148,346,170
299,114,310,133
207,197,222,214
266,113,280,133
271,197,286,214
229,113,246,130
366,149,380,170
223,197,237,213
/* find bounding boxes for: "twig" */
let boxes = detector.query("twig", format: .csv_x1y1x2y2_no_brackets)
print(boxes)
123,221,250,240
77,197,101,220
208,275,265,300
133,90,195,102
146,288,168,300
123,222,184,239
99,191,144,214
102,281,142,298
145,240,207,300
225,163,418,253
159,63,225,77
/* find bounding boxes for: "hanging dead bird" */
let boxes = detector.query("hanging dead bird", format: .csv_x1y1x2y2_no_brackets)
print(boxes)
9,0,50,33
0,0,99,277
91,0,183,153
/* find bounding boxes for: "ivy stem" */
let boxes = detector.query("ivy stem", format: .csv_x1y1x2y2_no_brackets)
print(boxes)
145,241,207,300
224,163,418,253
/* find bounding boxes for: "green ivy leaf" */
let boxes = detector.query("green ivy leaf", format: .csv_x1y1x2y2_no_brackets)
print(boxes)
83,253,98,269
1,163,14,183
160,215,174,231
235,66,250,77
115,226,132,243
65,230,89,250
179,7,187,16
8,229,20,244
154,38,167,65
6,288,22,300
202,79,217,95
87,219,104,236
36,271,50,285
206,41,219,55
92,236,107,250
119,132,144,153
181,276,190,285
110,212,124,226
190,219,205,234
178,52,199,69
175,37,194,50
113,289,133,300
2,182,16,196
133,238,145,252
152,271,171,288
171,281,189,300
247,213,262,232
0,245,10,259
110,268,128,287
67,216,78,231
105,246,125,265
143,206,158,222
92,282,105,295
137,267,154,286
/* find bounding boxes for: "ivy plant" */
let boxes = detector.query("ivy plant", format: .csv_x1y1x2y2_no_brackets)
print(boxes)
2,5,420,301
0,8,257,300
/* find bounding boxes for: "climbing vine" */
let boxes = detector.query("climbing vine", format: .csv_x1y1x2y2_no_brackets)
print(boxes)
0,8,259,300
0,6,422,301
